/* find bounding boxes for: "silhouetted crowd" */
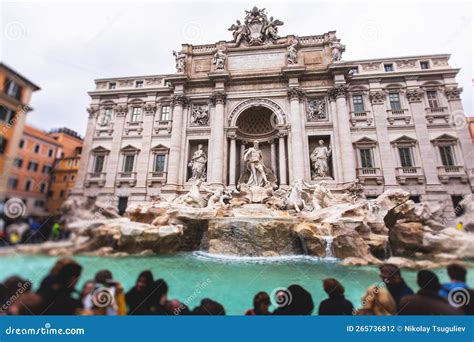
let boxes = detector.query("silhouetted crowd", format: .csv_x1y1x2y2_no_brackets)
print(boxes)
0,260,472,316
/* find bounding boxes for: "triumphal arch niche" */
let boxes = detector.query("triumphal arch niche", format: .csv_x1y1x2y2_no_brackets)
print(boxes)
165,5,342,194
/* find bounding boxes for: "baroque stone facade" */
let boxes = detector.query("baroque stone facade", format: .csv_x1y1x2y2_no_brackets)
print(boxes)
73,7,473,214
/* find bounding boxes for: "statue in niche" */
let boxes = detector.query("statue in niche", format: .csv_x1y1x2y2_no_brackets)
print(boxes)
227,20,247,46
173,50,186,73
307,99,326,121
242,141,269,187
212,48,227,71
286,39,298,65
310,140,332,179
191,105,209,126
188,144,207,181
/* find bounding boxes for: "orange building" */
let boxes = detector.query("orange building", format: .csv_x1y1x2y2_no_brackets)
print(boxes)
47,128,83,213
0,63,40,202
7,125,61,216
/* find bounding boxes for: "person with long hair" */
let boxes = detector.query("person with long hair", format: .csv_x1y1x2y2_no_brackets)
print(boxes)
356,285,396,315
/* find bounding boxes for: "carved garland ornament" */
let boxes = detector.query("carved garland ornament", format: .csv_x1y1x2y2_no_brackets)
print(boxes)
444,87,462,101
171,95,190,108
328,85,347,100
287,87,306,101
210,91,227,106
369,91,385,105
115,104,129,116
406,89,424,103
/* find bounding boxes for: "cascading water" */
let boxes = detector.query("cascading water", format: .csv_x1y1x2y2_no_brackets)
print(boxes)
323,236,334,258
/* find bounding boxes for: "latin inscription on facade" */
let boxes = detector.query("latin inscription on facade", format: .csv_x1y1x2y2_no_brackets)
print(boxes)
228,52,285,71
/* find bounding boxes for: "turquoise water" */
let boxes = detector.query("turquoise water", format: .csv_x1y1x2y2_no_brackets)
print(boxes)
1,253,472,315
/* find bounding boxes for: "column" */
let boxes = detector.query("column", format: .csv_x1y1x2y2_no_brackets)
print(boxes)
329,85,356,182
208,91,226,185
136,103,156,190
105,103,127,189
445,87,474,170
368,89,397,186
166,95,187,186
287,88,306,181
240,142,246,174
228,136,237,186
270,139,277,174
406,88,440,186
278,133,288,185
73,106,98,194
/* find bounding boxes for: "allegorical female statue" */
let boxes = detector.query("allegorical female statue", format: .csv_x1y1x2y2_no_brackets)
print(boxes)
310,140,332,179
188,144,207,181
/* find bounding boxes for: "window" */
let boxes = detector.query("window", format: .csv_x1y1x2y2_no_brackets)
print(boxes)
439,145,455,166
60,190,65,198
427,91,439,109
63,175,68,181
94,155,105,173
154,155,166,172
24,180,32,191
384,63,394,72
160,106,170,121
48,149,54,157
71,175,75,180
136,80,143,88
7,178,18,190
420,61,430,70
14,158,23,168
350,67,359,75
39,182,46,193
0,137,7,154
398,147,414,167
34,200,45,208
359,148,373,168
42,165,52,174
0,105,15,124
27,161,38,172
389,93,401,110
352,95,365,113
19,139,24,148
123,155,135,173
34,144,40,153
4,78,22,100
131,107,141,122
109,82,116,90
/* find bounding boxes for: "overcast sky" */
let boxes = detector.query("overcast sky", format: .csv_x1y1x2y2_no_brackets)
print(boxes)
1,0,472,136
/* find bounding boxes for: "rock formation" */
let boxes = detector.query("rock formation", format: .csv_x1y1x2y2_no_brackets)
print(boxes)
8,181,474,268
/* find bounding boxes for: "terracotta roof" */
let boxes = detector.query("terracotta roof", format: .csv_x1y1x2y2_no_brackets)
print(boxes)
24,125,61,146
